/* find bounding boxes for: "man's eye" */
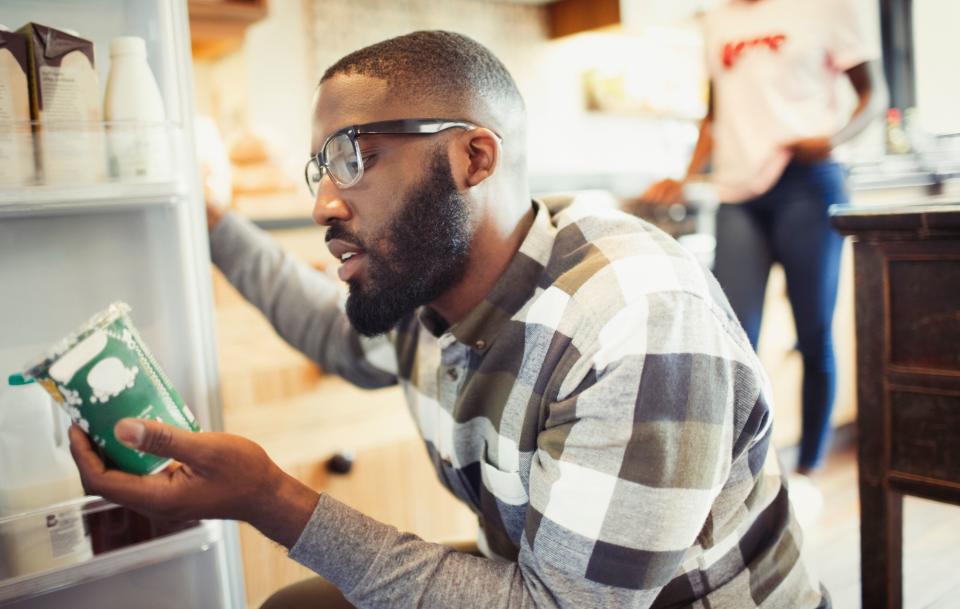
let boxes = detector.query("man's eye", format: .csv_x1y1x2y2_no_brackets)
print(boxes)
361,153,377,167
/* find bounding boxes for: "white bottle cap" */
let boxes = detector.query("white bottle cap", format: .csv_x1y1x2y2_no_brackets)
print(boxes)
110,36,147,57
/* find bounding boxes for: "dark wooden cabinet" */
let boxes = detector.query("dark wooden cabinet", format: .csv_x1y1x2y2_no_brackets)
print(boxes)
831,202,960,609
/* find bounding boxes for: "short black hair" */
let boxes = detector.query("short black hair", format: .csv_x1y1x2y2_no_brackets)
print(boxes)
320,31,525,117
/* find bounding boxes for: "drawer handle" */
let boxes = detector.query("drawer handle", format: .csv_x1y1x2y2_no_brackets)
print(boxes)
326,451,355,475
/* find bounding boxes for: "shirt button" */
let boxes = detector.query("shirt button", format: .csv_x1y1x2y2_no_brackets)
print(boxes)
475,339,486,350
446,368,459,381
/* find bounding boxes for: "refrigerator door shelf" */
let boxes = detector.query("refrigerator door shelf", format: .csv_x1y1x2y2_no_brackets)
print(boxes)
0,496,221,605
0,121,188,217
0,538,229,609
0,182,183,219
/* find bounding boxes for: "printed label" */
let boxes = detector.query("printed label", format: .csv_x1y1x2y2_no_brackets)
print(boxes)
45,509,89,559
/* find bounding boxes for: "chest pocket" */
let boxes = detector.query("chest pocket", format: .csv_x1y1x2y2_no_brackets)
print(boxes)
480,459,528,506
478,456,529,548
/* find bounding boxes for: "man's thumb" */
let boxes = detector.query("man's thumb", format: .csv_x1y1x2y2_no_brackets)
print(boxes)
115,418,195,460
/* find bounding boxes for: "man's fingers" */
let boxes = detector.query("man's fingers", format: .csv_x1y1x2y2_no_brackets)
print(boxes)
84,468,170,513
69,424,167,510
69,424,106,483
115,418,204,464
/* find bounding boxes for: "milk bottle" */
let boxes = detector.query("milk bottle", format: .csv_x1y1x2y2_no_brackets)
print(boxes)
0,374,92,579
104,36,171,181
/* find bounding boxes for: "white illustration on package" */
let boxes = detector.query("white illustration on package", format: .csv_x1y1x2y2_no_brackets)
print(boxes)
49,330,107,384
87,358,138,404
58,385,82,407
119,329,136,350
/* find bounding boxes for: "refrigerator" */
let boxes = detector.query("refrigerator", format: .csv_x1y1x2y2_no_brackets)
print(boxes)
0,0,246,606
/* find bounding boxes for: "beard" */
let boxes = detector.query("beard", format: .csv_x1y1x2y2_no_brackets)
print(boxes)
329,149,472,337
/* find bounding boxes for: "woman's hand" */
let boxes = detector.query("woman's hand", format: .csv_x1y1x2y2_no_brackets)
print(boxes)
788,137,833,164
640,178,686,205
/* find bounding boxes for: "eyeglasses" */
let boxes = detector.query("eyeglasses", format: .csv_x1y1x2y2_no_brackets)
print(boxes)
304,118,492,196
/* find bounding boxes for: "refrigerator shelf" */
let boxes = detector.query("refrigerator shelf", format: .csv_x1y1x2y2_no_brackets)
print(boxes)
0,495,217,604
0,181,186,219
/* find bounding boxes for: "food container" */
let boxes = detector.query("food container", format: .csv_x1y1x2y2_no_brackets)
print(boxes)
24,302,200,475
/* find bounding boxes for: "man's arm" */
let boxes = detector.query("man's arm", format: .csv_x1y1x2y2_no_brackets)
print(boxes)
71,294,782,608
208,211,397,388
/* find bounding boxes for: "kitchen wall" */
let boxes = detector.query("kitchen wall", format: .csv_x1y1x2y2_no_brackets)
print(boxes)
913,0,960,135
192,0,701,199
192,0,313,187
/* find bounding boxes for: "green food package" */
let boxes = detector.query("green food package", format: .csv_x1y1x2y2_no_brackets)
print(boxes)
25,302,200,475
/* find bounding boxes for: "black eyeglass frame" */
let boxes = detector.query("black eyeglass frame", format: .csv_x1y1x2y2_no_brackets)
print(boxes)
304,118,499,195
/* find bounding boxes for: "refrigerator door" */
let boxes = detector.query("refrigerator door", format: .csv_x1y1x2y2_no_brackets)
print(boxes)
0,0,244,607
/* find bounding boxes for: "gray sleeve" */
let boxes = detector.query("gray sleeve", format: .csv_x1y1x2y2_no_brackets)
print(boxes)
209,213,398,388
288,494,646,609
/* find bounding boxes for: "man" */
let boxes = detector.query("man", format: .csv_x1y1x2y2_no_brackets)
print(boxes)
70,31,828,608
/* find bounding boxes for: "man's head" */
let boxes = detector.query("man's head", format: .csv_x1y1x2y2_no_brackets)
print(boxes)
310,31,529,336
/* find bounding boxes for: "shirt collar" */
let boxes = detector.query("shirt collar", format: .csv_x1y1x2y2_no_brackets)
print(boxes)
417,199,556,351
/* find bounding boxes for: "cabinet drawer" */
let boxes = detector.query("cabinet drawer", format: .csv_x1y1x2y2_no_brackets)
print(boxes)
887,256,960,372
889,389,960,484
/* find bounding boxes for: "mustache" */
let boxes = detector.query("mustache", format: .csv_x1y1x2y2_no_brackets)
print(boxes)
325,223,366,250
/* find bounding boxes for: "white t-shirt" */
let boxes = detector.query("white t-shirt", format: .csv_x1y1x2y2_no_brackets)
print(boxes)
702,0,879,203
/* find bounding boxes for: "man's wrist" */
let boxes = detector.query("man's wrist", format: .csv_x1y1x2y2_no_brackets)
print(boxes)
251,472,321,549
206,206,227,235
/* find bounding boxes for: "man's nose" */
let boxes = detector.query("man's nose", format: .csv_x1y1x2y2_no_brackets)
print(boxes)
312,176,352,226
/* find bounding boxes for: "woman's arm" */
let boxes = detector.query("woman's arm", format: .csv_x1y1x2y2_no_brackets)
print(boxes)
833,59,888,146
790,60,888,163
640,82,714,204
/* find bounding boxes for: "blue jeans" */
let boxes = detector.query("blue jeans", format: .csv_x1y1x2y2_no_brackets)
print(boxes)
714,161,847,470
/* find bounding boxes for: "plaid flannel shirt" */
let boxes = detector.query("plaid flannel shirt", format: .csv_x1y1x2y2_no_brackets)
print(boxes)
212,198,826,608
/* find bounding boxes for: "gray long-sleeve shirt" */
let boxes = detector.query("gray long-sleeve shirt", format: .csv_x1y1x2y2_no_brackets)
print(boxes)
209,201,826,609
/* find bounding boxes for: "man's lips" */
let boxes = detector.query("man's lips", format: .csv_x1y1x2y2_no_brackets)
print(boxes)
337,252,366,281
326,238,367,282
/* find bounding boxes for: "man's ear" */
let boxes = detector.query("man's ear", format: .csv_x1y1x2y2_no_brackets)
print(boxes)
460,128,500,188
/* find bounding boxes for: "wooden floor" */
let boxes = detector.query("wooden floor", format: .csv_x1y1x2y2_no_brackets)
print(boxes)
800,446,960,609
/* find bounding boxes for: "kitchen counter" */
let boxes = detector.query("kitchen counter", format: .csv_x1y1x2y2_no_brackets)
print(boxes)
831,200,960,233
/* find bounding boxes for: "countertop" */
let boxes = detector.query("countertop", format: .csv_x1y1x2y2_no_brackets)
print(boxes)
830,200,960,235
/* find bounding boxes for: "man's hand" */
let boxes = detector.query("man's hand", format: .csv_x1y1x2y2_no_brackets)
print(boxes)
69,419,320,548
640,178,685,205
203,176,229,233
787,136,833,164
202,168,230,233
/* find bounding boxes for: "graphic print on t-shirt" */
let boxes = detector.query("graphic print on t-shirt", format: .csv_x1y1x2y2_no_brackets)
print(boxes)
721,34,787,69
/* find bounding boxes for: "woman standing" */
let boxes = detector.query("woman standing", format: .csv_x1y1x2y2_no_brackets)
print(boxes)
643,0,886,502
